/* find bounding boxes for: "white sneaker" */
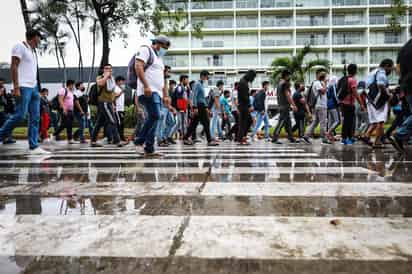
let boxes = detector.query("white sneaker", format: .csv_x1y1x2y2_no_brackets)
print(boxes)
50,136,56,142
43,138,51,144
30,147,51,155
102,137,109,145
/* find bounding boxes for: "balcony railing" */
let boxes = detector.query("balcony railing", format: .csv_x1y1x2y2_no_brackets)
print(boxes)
296,37,329,45
191,0,233,9
261,17,292,27
369,0,393,5
332,0,367,6
296,17,329,26
261,0,292,8
370,15,406,25
333,16,365,26
261,39,292,47
333,34,363,45
236,0,258,9
295,0,329,7
193,18,233,29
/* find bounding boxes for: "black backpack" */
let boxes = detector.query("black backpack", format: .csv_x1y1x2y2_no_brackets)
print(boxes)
51,88,67,110
123,88,134,107
337,76,349,101
88,84,99,106
306,82,317,110
126,45,154,89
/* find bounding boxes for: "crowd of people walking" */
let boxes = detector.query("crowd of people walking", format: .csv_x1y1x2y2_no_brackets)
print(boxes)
1,30,412,157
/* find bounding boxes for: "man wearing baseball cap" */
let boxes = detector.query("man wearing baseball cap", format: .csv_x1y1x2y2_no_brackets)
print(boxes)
183,70,219,146
134,34,171,157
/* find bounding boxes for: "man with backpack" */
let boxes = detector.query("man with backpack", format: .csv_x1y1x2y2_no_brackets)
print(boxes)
133,35,170,156
237,70,257,145
175,75,189,139
210,80,224,141
73,82,88,144
361,59,394,148
326,76,340,142
251,81,270,141
338,64,365,145
52,80,76,144
90,64,123,147
303,71,330,145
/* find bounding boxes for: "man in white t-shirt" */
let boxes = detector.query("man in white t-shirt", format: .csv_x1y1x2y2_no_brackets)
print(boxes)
114,76,127,142
133,35,170,157
0,29,50,154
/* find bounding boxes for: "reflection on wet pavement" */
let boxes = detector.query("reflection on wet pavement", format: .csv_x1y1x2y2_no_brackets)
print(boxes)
1,141,412,273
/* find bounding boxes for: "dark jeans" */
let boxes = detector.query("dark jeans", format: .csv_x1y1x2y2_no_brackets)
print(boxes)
238,106,252,142
386,112,406,138
396,94,412,141
341,104,355,140
272,107,293,141
135,93,162,153
73,111,86,142
292,114,305,138
92,102,120,144
221,114,231,139
116,111,126,141
185,104,212,143
54,111,74,141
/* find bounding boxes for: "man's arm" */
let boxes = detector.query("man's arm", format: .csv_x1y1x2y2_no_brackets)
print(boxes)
58,95,66,114
74,99,84,115
286,90,297,112
11,56,20,96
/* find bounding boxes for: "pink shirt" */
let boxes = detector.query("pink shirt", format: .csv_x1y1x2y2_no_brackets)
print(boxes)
58,88,74,111
341,76,358,106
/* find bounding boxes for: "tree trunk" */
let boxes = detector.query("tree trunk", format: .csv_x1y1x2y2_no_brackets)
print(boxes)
100,27,110,69
19,0,31,31
56,38,67,85
74,1,84,81
87,19,97,91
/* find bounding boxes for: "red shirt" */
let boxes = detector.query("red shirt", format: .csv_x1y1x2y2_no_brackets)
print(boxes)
340,76,358,106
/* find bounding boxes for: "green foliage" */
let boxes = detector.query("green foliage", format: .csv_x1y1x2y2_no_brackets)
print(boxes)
270,45,330,84
388,0,410,33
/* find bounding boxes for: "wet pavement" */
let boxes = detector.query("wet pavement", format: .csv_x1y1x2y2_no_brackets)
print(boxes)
0,140,412,274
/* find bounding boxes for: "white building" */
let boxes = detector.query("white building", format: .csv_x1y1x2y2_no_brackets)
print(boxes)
160,0,411,87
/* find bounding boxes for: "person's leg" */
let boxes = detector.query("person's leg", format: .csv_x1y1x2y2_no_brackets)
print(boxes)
318,108,327,140
283,111,294,140
27,87,40,149
103,103,120,145
210,111,218,140
66,111,74,141
141,93,162,153
263,113,270,139
328,108,340,136
198,105,212,142
305,108,320,138
341,105,349,140
229,111,239,141
91,104,105,143
252,112,263,138
0,87,31,142
272,109,287,142
184,113,198,140
40,112,50,140
347,106,355,140
298,117,305,138
238,107,249,142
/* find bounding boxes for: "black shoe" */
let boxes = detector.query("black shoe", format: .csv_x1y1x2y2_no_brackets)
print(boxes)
183,139,194,146
272,139,283,145
302,136,312,144
289,138,299,144
167,138,176,145
207,141,219,146
90,142,103,147
360,136,373,147
389,136,405,154
158,141,169,147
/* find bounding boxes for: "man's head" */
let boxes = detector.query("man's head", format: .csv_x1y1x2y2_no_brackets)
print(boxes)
169,79,177,89
66,80,75,90
75,82,85,92
216,80,224,90
250,89,257,96
316,68,326,80
115,76,126,87
102,63,113,77
318,72,327,82
180,75,189,85
281,69,291,81
380,59,394,76
347,64,358,76
262,81,270,91
26,29,42,49
294,81,304,92
200,70,210,81
152,35,171,57
244,70,256,82
224,89,231,98
164,65,171,79
40,88,48,97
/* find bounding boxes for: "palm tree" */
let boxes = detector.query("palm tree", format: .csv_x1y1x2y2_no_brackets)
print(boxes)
270,45,330,84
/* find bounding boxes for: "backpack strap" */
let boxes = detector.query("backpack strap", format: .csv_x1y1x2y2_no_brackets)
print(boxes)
141,45,154,71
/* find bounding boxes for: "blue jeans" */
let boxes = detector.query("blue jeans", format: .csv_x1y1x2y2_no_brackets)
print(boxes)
396,94,412,141
163,109,177,139
210,110,223,139
136,92,162,153
0,86,40,149
73,111,86,141
156,107,166,142
252,112,270,138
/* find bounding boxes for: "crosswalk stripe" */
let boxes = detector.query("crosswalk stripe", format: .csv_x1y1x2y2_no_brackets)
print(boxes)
1,215,411,260
38,153,320,158
54,149,307,153
0,166,373,175
1,182,411,197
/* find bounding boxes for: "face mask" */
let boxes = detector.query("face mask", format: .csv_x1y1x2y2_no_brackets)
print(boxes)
80,87,85,92
158,47,167,57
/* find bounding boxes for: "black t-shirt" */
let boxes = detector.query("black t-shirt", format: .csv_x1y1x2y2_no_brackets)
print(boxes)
277,81,290,109
75,94,89,113
293,91,305,116
398,39,412,91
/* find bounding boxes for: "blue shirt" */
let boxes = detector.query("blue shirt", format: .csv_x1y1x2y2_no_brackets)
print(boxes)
367,68,389,88
192,80,207,107
220,95,231,114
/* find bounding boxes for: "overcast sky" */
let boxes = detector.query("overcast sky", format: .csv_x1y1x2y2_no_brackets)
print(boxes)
0,0,150,68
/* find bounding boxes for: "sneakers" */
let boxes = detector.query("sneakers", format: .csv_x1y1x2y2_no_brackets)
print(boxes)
389,136,405,154
359,136,373,147
342,138,354,145
183,139,194,146
102,137,109,145
272,140,283,145
90,142,103,147
68,140,76,145
321,139,332,145
30,147,51,155
143,152,164,158
207,141,219,146
302,136,312,144
158,140,169,147
167,138,177,145
3,138,16,145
